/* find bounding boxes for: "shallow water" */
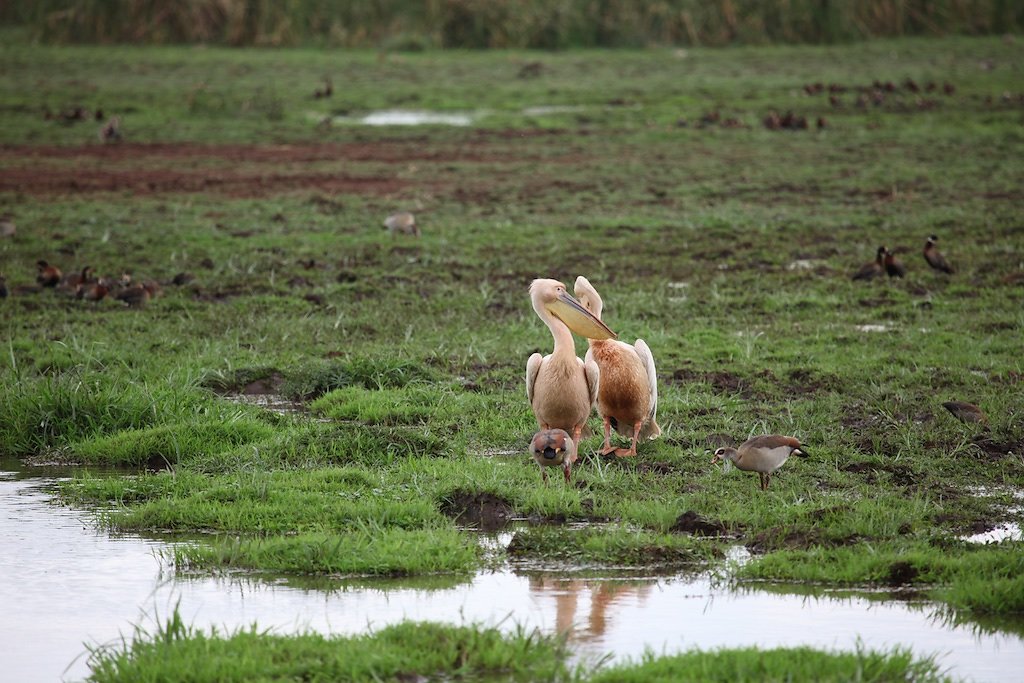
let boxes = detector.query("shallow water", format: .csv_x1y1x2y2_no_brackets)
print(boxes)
354,110,476,126
3,458,1024,683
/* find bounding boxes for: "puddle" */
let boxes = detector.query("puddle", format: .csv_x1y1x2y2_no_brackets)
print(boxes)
222,392,305,415
3,458,1024,682
963,521,1023,544
348,110,477,126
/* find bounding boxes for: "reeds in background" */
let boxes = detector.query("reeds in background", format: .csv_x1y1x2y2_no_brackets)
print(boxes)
3,0,1022,48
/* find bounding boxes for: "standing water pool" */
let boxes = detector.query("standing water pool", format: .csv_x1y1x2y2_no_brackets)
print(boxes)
2,457,1023,682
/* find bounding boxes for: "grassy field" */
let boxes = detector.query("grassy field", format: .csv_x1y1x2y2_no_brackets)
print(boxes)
1,33,1022,679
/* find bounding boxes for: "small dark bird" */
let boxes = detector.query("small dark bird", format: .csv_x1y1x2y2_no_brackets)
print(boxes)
712,435,809,491
58,265,95,294
903,78,920,93
923,235,954,274
884,248,907,278
79,278,110,302
529,429,576,484
0,274,8,298
829,94,841,107
114,281,159,307
36,260,62,287
517,61,543,79
942,401,987,425
313,77,333,99
171,272,195,286
852,246,887,281
99,116,122,143
816,117,827,130
943,82,956,95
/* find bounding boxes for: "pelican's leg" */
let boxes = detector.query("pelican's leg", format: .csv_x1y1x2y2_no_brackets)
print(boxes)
765,473,772,490
614,421,643,457
598,416,616,456
571,424,583,463
758,473,767,490
542,468,549,486
563,462,572,484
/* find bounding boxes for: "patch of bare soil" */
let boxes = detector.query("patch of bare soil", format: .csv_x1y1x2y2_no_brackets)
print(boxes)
439,490,516,531
670,511,731,537
745,526,864,554
0,137,585,198
0,166,407,198
971,436,1020,460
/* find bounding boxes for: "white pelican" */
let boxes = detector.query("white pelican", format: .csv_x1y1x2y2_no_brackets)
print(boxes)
712,435,808,490
526,278,616,475
573,276,661,457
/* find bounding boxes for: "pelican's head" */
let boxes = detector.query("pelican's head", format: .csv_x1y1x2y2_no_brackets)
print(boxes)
573,275,604,320
530,278,616,340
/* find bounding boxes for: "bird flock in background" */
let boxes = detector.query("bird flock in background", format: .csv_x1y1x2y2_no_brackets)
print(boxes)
0,211,985,488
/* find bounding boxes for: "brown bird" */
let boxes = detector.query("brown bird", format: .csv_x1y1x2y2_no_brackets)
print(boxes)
58,265,95,294
36,260,62,287
384,211,419,237
99,116,122,143
884,248,906,278
574,276,661,457
114,281,159,307
712,435,809,491
942,401,987,425
852,246,886,281
923,235,954,274
530,429,576,484
313,77,333,99
79,277,110,302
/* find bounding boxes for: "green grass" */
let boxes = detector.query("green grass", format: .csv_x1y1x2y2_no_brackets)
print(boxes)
84,611,953,683
171,527,479,576
1,33,1023,642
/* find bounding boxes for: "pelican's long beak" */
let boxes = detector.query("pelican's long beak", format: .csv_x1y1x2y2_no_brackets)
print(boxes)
547,291,616,340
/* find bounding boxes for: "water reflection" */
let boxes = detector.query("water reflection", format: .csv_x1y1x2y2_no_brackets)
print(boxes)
526,574,656,642
3,458,1024,683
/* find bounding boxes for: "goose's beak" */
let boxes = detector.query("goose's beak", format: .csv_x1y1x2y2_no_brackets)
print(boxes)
547,291,616,340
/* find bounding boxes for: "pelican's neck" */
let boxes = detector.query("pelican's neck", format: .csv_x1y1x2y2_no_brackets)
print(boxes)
536,305,576,360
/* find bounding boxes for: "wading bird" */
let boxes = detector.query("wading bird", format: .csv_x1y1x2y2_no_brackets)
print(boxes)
573,276,661,457
526,278,616,473
852,246,886,281
923,235,955,274
712,435,808,491
530,428,575,484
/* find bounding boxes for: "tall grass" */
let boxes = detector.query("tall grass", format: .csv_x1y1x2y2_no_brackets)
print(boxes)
9,0,1023,48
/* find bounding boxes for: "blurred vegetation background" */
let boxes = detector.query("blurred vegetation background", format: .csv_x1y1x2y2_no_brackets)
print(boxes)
2,0,1021,48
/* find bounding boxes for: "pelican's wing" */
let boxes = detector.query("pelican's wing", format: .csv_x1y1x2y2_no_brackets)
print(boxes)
583,357,600,409
634,339,659,427
526,353,543,406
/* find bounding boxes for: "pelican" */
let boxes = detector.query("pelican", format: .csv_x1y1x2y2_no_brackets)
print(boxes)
573,276,661,457
526,279,616,472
